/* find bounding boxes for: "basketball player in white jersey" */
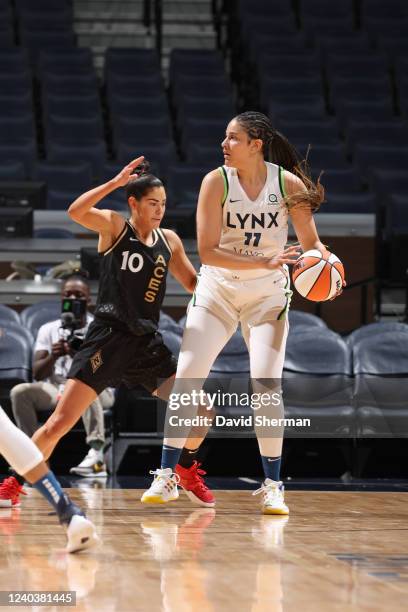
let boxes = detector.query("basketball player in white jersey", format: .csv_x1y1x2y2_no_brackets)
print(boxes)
142,111,344,513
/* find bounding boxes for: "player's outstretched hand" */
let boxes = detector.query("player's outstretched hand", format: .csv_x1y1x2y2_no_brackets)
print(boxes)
264,245,302,272
113,156,145,187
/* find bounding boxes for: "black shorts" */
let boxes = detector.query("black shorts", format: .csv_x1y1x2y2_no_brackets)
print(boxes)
68,320,177,395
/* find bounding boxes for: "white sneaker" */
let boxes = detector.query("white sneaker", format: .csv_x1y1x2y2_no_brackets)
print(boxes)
252,479,289,515
70,449,107,478
66,515,99,554
141,468,180,504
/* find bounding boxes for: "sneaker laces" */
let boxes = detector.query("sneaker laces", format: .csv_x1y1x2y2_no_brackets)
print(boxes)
252,481,282,497
0,477,27,498
149,470,180,486
188,463,209,492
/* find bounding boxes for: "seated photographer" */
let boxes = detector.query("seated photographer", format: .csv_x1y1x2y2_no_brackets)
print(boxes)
10,274,114,478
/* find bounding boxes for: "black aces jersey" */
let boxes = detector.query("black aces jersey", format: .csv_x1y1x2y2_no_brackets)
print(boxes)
94,221,172,336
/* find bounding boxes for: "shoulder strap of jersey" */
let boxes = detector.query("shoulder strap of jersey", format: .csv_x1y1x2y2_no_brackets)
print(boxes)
278,166,288,199
156,228,173,255
218,166,229,207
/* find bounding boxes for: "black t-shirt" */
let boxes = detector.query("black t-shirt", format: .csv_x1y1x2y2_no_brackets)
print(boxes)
94,221,172,336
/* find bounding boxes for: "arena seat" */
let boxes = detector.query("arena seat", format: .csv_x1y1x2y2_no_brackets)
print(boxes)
277,119,340,147
116,142,178,181
347,322,408,347
0,23,14,46
112,116,171,152
272,102,329,126
353,145,408,182
240,15,297,43
0,140,37,175
0,327,32,398
258,55,318,80
171,75,232,103
368,169,408,201
180,118,227,156
45,115,104,144
0,48,30,76
329,79,393,111
159,329,182,359
46,188,85,211
47,140,106,176
105,47,160,80
250,33,308,60
321,168,363,195
187,143,224,167
353,334,408,438
106,74,164,101
15,0,72,15
323,193,376,214
299,0,354,25
360,0,408,21
43,94,102,121
283,329,354,437
260,77,323,108
166,165,205,208
317,35,371,58
0,93,32,116
38,48,94,78
20,300,61,338
22,32,76,58
363,17,408,45
238,0,292,18
0,114,35,143
109,96,169,124
33,162,92,200
42,73,99,97
288,310,327,330
0,160,27,180
302,145,349,174
169,49,225,82
346,122,408,156
176,98,233,130
336,100,395,134
325,56,388,80
159,312,183,335
0,304,20,325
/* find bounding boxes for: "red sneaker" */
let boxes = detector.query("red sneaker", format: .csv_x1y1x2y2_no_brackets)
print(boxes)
175,462,215,507
0,476,27,508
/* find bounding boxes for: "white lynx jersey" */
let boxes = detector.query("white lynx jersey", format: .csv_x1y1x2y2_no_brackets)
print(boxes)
205,162,289,280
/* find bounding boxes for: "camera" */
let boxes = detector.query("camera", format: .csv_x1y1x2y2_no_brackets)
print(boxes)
60,297,87,352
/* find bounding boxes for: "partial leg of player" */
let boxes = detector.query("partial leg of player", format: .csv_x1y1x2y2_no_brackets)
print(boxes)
0,405,98,552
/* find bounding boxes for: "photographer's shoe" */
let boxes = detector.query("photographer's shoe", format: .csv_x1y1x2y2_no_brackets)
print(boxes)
70,449,107,478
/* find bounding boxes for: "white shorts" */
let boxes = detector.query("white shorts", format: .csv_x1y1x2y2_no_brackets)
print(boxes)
190,266,293,329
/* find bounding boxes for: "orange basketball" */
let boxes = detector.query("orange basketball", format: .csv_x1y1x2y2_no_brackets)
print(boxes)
292,249,345,302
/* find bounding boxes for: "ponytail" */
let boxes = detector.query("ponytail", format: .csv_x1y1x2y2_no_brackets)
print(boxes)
268,131,325,213
125,158,163,201
234,111,325,213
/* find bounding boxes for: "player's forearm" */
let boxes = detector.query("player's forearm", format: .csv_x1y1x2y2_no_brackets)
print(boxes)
200,246,270,270
68,179,119,220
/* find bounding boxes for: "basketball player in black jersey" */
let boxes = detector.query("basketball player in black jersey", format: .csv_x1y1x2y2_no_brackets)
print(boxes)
2,157,215,505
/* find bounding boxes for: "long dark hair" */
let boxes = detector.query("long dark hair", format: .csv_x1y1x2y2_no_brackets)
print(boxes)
234,111,324,212
125,160,163,201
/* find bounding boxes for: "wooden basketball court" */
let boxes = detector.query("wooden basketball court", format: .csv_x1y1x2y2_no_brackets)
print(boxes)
0,488,407,611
